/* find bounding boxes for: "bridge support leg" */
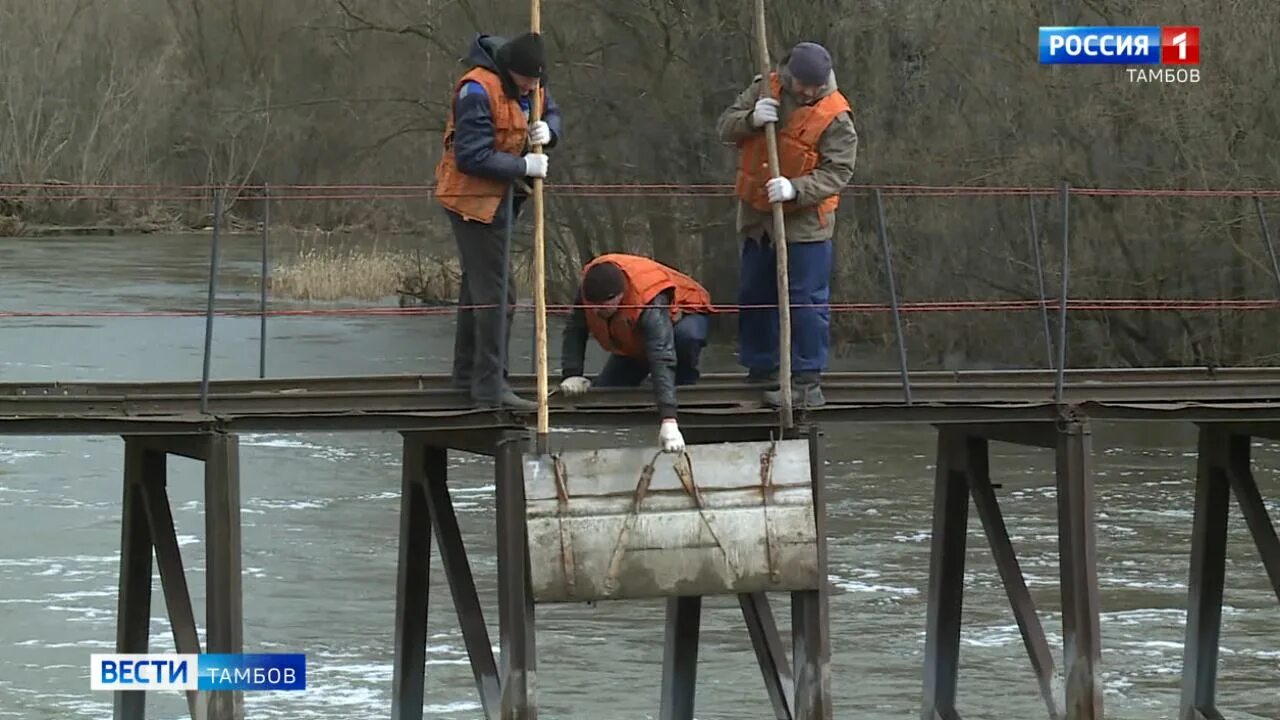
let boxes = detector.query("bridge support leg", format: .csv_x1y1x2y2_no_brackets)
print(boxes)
740,592,794,719
423,443,502,717
968,439,1063,720
921,428,969,720
659,596,701,720
1180,424,1280,720
393,432,504,720
919,423,1065,720
1055,420,1102,720
204,433,244,720
497,431,537,719
114,441,158,720
1180,425,1229,720
1222,432,1280,603
792,424,831,720
392,438,432,720
113,434,236,720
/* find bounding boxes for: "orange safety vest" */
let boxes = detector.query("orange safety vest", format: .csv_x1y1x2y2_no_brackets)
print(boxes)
582,254,714,359
733,72,852,224
433,67,544,224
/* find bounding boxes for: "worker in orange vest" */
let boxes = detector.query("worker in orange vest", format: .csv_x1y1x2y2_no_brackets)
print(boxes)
434,32,562,411
717,41,857,409
558,254,715,453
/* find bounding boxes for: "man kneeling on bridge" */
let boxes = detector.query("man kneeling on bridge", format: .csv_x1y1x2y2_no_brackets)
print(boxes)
558,254,714,454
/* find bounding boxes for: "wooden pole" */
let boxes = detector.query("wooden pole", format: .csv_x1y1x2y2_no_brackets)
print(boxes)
752,0,793,429
530,0,550,454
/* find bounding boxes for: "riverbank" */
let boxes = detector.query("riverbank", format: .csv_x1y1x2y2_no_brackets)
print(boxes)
3,219,475,305
3,223,436,239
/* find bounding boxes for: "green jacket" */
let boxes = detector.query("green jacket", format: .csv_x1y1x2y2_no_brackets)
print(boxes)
716,64,858,243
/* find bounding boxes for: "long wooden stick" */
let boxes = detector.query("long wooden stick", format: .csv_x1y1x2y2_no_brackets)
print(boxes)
530,0,550,454
752,0,793,429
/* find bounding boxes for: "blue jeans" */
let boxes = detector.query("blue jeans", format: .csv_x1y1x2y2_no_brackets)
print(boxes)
737,236,832,375
594,314,709,387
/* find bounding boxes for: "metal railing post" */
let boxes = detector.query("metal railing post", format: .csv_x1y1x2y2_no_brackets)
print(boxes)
1027,195,1055,368
200,189,224,414
1254,196,1280,297
259,183,269,379
873,188,912,404
1054,181,1071,403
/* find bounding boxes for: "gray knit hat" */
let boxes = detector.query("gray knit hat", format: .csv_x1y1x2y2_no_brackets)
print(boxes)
786,42,832,85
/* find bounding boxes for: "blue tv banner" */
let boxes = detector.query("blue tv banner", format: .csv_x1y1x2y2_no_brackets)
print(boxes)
1039,26,1200,65
91,653,306,692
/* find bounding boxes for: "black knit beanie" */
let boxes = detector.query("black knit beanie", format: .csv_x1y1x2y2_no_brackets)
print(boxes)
497,32,545,78
582,262,625,302
786,41,832,86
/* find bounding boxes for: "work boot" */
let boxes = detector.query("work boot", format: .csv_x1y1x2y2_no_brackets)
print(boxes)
473,387,539,412
762,374,825,409
745,368,780,389
498,389,539,412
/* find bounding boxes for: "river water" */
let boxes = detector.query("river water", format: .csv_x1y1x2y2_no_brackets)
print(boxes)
0,233,1277,719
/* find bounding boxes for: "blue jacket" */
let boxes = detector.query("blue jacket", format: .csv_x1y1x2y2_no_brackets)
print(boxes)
447,33,563,225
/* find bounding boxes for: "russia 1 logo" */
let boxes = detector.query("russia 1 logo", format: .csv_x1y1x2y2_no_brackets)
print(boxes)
1161,26,1199,64
1130,25,1200,82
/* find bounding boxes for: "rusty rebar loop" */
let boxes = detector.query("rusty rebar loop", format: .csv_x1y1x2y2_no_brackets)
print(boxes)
673,453,740,580
551,454,577,599
603,450,662,595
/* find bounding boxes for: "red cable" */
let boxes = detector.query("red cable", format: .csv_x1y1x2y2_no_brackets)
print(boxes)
2,182,1279,198
3,298,1279,319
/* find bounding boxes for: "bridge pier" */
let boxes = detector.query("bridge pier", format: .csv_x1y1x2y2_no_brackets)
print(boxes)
1056,419,1103,720
392,430,506,720
390,424,831,720
653,424,831,720
921,417,1101,720
391,428,540,720
495,430,537,719
113,432,244,720
1180,423,1280,720
659,595,701,719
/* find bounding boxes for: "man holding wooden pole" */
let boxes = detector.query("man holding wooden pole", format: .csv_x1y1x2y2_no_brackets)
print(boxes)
717,41,857,409
434,31,562,411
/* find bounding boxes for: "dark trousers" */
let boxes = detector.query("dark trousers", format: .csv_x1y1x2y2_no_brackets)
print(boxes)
737,236,832,377
447,209,516,403
594,314,709,387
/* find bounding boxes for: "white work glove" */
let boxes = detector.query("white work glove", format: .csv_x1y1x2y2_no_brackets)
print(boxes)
528,120,551,147
658,419,685,454
559,376,591,397
750,97,780,127
766,176,796,203
523,152,548,178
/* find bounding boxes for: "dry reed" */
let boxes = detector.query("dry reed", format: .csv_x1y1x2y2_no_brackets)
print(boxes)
0,215,24,237
269,246,460,302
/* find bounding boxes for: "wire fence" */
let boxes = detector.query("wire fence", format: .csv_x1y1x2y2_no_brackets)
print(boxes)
3,181,1279,407
4,181,1280,199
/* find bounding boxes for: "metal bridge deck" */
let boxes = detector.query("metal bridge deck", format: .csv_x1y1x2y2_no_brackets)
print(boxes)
4,367,1280,435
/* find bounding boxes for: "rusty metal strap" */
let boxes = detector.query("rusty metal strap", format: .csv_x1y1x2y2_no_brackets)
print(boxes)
551,455,577,599
672,453,741,581
760,440,781,583
603,450,661,596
